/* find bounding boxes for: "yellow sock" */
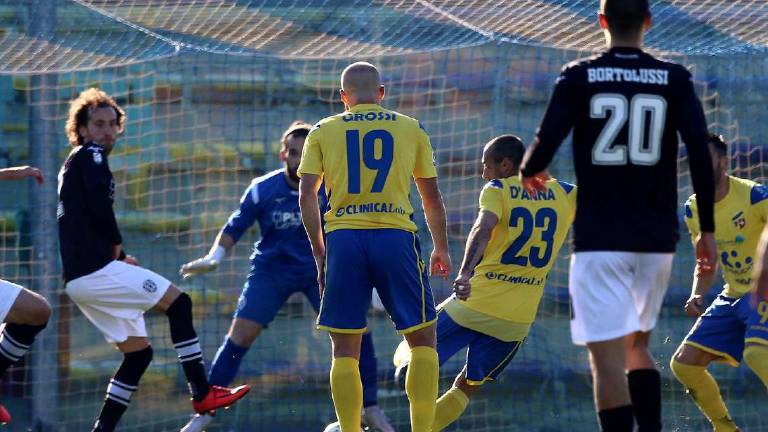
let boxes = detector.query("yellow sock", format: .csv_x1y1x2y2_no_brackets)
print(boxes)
432,386,469,432
330,357,362,432
405,346,439,432
744,345,768,388
670,358,739,432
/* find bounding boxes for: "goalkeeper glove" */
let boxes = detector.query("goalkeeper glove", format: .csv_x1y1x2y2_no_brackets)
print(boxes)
180,246,225,279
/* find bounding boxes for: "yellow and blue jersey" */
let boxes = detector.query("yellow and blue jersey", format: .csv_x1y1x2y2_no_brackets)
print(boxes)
444,177,576,341
685,176,768,298
297,103,437,233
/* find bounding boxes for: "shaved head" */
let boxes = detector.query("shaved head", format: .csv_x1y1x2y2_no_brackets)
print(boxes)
340,62,384,107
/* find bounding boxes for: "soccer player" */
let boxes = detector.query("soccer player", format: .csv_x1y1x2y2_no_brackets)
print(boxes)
178,121,394,432
298,62,451,432
670,133,768,432
519,1,717,430
57,88,250,432
0,165,51,424
395,135,576,431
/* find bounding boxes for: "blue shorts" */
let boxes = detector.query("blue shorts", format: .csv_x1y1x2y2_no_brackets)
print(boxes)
684,293,768,366
234,263,320,328
436,311,523,385
317,229,436,334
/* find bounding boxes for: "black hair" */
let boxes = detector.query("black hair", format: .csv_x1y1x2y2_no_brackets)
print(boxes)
485,135,525,167
708,133,728,158
601,0,650,38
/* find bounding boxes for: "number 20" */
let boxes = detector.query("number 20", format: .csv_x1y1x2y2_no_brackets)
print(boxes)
591,93,667,166
346,129,393,194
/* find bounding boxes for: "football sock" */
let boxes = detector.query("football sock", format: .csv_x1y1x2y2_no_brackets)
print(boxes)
359,332,378,408
0,323,46,377
93,346,152,432
432,386,469,432
330,357,362,431
208,337,248,387
670,359,738,431
597,405,634,432
743,345,768,388
406,346,439,432
166,293,209,401
627,369,661,431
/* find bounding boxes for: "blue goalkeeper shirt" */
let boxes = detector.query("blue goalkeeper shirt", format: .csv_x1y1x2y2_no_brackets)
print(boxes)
223,169,314,269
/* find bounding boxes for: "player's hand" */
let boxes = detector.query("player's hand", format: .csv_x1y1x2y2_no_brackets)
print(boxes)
4,166,44,184
429,249,451,277
695,232,717,274
314,250,326,296
123,255,139,266
452,274,471,301
179,257,220,280
520,170,551,195
684,294,704,317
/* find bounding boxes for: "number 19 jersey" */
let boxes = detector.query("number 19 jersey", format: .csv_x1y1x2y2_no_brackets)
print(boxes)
298,103,437,233
464,177,576,325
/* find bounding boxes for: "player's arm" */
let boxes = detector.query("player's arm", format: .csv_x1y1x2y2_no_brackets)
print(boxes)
299,173,326,292
415,177,451,277
0,166,43,184
677,68,716,271
453,210,498,300
683,202,717,316
80,151,123,259
180,183,259,279
520,68,575,193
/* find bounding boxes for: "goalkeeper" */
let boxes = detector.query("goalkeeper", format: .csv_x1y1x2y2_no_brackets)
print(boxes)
179,121,393,432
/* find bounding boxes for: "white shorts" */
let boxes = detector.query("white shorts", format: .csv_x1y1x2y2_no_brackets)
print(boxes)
66,261,171,343
0,280,22,323
569,251,674,345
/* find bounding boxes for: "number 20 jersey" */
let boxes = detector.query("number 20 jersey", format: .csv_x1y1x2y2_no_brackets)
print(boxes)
466,177,576,325
523,47,712,253
298,103,437,233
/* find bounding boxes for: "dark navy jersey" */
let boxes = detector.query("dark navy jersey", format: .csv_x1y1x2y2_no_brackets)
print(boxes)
521,47,715,253
223,169,314,269
58,143,122,282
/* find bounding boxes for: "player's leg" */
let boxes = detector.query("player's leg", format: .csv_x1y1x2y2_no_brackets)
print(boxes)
742,295,768,388
372,230,438,432
670,343,738,432
433,328,521,432
92,336,153,432
208,267,289,388
154,284,250,413
319,230,374,431
0,283,50,424
570,252,638,432
625,253,673,432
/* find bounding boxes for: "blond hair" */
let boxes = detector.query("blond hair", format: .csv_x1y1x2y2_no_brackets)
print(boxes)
65,88,126,147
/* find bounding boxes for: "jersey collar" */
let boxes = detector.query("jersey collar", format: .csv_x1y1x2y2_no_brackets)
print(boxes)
348,103,382,112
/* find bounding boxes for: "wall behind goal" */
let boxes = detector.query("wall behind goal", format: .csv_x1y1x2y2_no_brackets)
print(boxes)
1,1,767,431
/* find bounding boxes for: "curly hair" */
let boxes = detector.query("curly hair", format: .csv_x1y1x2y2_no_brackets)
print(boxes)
65,88,126,147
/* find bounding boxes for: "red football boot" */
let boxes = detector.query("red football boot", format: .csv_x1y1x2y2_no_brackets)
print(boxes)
0,402,10,424
192,384,250,414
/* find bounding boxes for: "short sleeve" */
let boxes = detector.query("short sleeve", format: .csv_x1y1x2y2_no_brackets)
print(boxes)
413,122,438,179
751,184,768,222
479,180,504,218
298,125,324,177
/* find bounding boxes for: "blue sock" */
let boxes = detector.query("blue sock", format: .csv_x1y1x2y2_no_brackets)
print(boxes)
359,332,378,408
208,337,249,387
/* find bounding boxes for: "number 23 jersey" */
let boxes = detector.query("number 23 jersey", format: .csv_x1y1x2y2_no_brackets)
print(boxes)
298,103,437,233
467,177,576,324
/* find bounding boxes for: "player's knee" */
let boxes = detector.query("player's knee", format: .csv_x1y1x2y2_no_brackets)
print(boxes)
743,345,768,373
166,292,193,319
229,322,262,347
29,295,51,326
